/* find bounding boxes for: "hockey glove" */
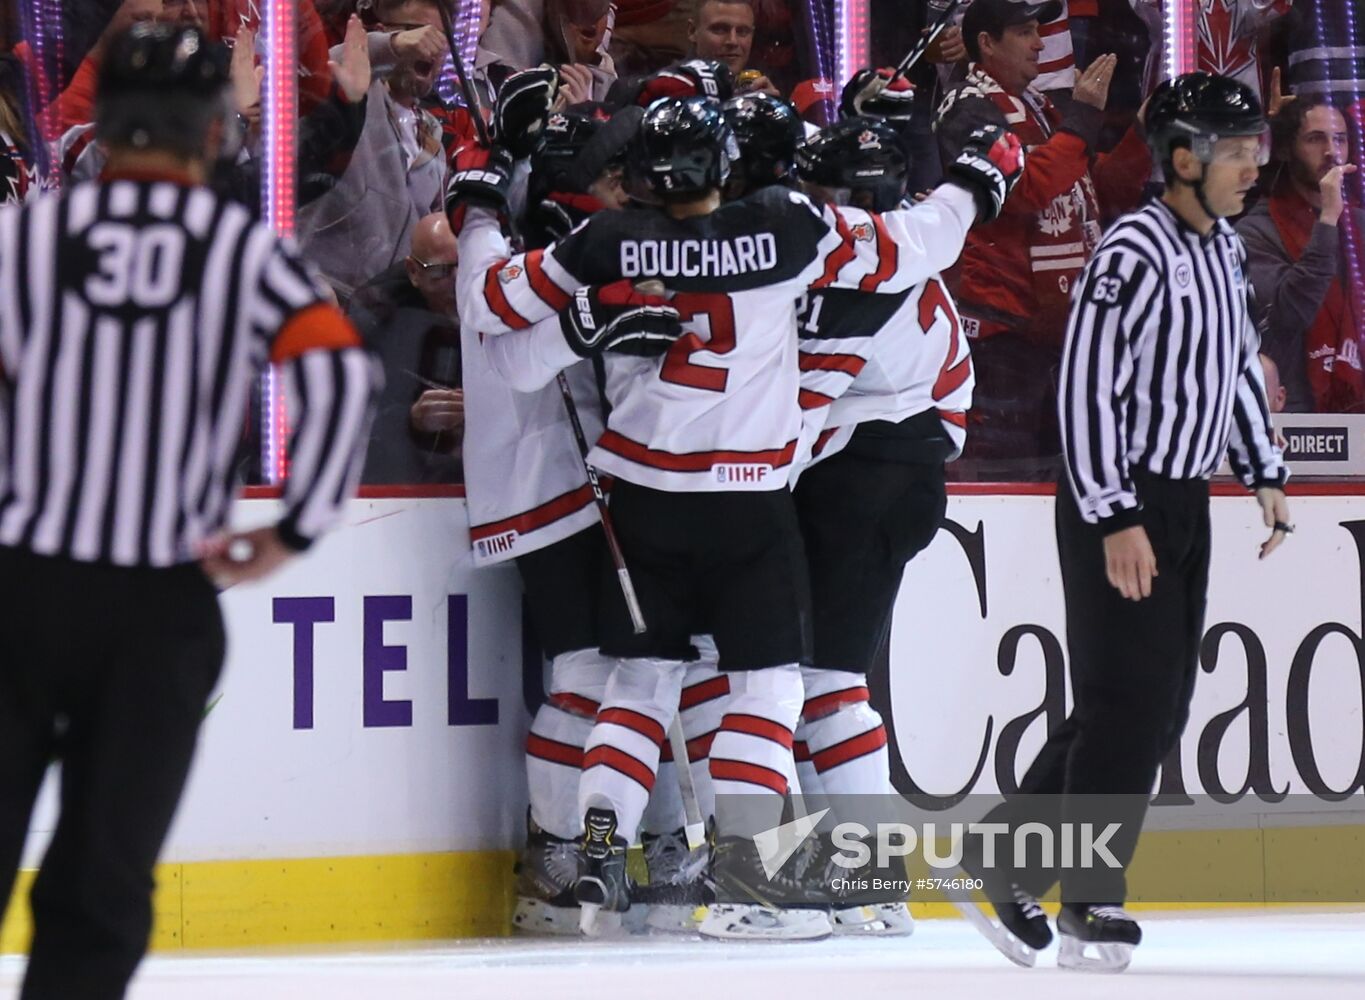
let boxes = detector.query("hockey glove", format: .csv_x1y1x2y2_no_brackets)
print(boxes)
494,64,560,158
946,125,1025,223
560,280,683,358
841,67,916,121
636,59,735,106
446,142,514,232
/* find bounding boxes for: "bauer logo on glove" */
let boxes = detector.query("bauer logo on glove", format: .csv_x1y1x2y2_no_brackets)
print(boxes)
946,125,1025,224
560,280,683,358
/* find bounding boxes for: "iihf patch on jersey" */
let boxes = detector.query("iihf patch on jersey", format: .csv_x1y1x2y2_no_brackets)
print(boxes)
475,530,519,558
499,265,523,283
714,463,773,485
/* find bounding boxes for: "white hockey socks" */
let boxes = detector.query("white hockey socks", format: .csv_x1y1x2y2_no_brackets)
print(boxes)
525,647,615,839
795,668,891,798
641,654,728,835
579,656,686,845
709,664,803,834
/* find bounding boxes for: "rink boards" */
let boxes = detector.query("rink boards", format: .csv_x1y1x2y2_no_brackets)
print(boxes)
2,486,1364,952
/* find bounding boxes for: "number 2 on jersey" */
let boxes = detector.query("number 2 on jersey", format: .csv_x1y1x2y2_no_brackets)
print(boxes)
920,278,971,401
660,292,737,392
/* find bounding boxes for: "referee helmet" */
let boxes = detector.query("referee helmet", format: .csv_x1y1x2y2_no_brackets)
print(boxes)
95,23,232,161
1145,72,1268,176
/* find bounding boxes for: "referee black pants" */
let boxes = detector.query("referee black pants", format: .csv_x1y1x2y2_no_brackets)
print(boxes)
984,472,1210,906
0,546,224,1000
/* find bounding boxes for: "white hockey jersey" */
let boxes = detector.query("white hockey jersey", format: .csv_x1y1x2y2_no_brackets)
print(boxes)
795,274,975,469
456,228,604,566
459,183,977,493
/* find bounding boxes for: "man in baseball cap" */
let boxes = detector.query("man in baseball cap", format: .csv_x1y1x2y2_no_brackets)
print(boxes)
960,0,1063,94
934,0,1149,470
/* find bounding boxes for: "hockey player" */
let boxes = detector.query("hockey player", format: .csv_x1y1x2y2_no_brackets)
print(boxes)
454,76,651,935
717,96,915,937
460,77,724,935
789,116,975,937
452,95,1021,940
718,98,974,938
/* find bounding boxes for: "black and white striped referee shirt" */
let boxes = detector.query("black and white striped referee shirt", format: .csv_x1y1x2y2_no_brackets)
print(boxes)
1059,198,1286,530
0,174,380,567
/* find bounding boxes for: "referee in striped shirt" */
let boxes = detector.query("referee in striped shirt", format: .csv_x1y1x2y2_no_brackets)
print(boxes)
963,74,1291,970
0,25,377,999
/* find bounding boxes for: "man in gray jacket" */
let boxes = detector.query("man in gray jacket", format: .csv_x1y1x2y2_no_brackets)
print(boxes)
299,0,451,303
1237,97,1363,413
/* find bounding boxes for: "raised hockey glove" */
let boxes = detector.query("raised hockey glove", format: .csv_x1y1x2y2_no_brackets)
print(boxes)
493,64,559,158
841,67,916,121
445,142,514,232
560,280,683,358
636,59,735,106
947,124,1025,223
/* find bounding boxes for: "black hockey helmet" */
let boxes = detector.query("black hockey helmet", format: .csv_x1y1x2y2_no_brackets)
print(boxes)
628,96,736,198
794,115,909,212
1145,72,1268,170
721,92,804,194
532,103,642,203
95,23,231,159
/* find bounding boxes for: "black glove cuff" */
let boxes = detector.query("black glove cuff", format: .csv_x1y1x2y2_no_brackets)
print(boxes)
945,165,996,222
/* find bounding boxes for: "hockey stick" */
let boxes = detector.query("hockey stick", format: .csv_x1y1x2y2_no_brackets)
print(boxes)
554,370,647,634
885,0,965,87
436,0,493,148
668,716,707,850
557,376,707,845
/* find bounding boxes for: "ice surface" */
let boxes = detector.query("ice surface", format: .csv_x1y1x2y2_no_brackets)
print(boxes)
3,911,1363,999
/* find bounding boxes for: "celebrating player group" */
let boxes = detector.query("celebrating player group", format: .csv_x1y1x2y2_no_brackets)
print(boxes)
444,23,1288,978
0,4,1298,995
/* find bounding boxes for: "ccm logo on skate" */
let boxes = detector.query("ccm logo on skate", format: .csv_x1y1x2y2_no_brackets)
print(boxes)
272,594,497,731
713,463,772,484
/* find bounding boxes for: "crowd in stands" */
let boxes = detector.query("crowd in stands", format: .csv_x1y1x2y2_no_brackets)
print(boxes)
3,0,1364,484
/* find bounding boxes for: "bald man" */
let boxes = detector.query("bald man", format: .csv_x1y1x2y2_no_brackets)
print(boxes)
405,211,459,318
350,212,464,483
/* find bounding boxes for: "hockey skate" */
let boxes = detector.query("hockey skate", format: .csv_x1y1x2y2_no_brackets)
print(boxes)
699,835,832,941
575,807,633,937
512,812,582,935
637,826,714,933
946,841,1053,967
833,902,915,937
1057,904,1141,973
824,834,914,938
